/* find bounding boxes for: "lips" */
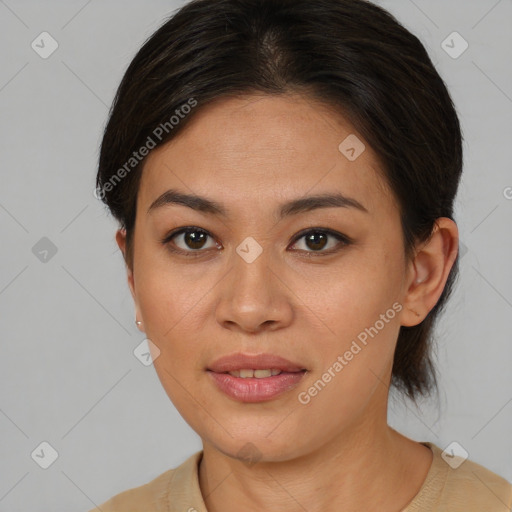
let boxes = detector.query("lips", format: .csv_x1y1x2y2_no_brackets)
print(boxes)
207,352,306,373
206,353,308,402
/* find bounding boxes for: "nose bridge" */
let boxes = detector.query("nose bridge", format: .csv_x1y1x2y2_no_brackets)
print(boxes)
231,234,275,299
215,233,293,332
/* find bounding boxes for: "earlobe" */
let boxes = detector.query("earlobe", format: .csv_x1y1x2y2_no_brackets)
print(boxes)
401,218,459,327
116,229,144,332
115,228,127,258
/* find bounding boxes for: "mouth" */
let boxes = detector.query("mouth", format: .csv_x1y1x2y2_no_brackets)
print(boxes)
207,352,307,374
206,369,307,402
214,368,305,378
206,353,308,402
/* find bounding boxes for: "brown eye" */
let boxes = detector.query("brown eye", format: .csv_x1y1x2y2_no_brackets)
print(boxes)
181,230,209,249
290,229,351,255
162,227,219,255
304,231,328,251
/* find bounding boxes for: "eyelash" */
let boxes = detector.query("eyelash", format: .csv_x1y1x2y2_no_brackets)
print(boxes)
160,226,352,258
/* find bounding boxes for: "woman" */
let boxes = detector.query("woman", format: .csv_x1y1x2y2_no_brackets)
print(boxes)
90,0,512,510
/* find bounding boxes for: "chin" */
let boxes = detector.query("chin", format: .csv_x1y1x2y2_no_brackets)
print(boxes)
206,429,308,464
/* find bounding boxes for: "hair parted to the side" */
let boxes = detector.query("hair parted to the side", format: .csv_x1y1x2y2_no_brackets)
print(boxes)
96,0,463,404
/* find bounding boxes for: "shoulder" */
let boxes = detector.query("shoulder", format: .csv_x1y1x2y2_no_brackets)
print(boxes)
87,467,176,512
440,455,512,510
415,442,512,512
87,451,203,512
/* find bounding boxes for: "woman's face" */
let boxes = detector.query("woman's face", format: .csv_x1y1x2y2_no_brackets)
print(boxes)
120,93,418,461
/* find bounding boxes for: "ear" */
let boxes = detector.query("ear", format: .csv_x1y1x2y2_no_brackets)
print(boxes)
116,228,144,332
401,217,459,327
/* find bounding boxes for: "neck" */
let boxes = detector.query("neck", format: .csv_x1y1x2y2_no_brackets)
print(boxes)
198,391,432,512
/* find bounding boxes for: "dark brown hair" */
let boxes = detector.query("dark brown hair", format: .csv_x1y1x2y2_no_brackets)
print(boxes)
96,0,463,404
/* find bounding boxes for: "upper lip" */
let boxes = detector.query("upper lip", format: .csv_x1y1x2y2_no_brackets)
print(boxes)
207,353,306,373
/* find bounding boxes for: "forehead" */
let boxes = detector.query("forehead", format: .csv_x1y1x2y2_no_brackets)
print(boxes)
138,93,394,216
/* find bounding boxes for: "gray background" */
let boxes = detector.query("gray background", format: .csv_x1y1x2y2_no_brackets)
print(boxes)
0,1,511,510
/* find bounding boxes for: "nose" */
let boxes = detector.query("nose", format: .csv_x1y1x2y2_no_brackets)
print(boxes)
215,243,294,334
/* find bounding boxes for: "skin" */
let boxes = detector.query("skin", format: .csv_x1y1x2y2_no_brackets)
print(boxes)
116,93,459,512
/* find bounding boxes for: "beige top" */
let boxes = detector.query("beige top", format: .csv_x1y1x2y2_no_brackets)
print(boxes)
88,442,512,511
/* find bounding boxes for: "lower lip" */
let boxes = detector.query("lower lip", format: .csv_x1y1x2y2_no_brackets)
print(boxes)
207,370,307,402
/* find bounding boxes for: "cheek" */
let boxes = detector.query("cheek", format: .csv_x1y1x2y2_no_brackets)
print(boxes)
306,249,404,391
311,250,403,335
295,285,400,434
134,248,207,337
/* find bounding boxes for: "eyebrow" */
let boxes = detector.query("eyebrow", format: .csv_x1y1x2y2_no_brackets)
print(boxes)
147,188,368,218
